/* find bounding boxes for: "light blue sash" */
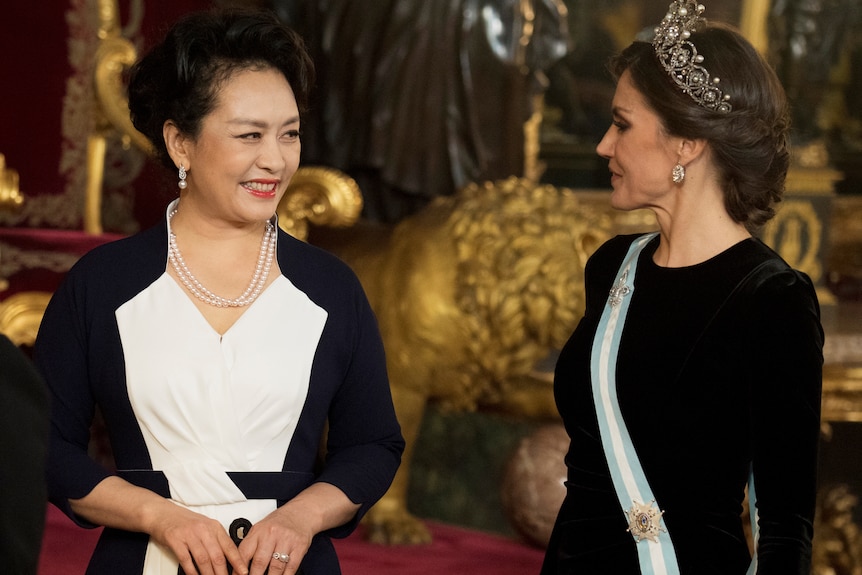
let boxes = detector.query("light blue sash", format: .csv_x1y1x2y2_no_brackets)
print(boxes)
747,472,759,574
590,232,760,574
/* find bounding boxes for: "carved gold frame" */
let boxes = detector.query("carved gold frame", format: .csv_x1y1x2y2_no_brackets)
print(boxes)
0,292,52,348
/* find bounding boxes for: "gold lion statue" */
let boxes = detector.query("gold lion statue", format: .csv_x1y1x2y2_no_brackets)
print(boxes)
311,177,610,544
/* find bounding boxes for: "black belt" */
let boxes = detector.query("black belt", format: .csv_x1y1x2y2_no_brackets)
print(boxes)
117,469,315,502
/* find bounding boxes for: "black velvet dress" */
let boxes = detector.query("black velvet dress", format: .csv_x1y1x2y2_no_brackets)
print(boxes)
541,234,823,575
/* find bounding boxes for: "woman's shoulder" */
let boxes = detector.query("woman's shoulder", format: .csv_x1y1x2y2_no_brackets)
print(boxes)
54,222,168,311
67,222,166,279
740,239,816,298
725,240,822,339
735,241,825,363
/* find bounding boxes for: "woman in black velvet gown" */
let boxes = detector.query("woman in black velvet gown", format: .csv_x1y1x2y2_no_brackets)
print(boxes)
541,2,823,574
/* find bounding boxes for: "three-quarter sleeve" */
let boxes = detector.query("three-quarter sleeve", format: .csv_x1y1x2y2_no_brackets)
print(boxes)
34,271,114,527
313,275,404,537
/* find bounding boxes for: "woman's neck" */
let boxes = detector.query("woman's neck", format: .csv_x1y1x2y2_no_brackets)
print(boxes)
650,185,751,268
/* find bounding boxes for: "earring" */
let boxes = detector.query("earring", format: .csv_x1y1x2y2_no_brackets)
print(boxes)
178,165,188,190
672,163,685,184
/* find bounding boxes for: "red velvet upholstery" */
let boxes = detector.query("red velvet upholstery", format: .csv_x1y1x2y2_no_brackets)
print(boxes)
0,228,123,298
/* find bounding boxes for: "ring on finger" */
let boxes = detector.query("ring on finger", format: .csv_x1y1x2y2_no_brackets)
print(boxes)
272,552,290,564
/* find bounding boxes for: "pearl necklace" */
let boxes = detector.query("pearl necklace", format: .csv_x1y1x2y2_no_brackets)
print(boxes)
168,209,276,308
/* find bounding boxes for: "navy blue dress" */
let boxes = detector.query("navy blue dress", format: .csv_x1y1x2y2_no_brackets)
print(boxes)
35,212,404,574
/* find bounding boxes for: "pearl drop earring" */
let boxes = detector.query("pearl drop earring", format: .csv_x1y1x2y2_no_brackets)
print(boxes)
178,165,188,190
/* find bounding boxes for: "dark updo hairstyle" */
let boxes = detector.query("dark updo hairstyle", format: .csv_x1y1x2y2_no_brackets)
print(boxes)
128,7,315,170
611,23,790,233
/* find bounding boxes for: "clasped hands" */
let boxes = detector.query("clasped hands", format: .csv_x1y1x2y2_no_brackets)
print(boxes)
158,503,310,575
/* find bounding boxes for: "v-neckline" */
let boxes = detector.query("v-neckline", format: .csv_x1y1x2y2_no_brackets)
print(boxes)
164,272,282,338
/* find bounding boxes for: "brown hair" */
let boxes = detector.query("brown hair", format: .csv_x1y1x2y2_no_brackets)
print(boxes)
611,23,790,233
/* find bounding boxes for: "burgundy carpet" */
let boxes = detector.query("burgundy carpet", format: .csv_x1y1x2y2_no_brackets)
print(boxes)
39,506,545,574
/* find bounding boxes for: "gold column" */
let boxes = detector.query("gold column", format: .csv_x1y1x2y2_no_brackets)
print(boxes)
738,0,771,54
0,153,23,293
0,153,23,212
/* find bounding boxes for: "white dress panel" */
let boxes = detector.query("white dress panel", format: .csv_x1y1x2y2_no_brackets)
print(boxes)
115,269,327,574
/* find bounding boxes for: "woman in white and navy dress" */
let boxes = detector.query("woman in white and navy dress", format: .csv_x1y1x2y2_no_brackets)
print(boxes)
34,8,403,575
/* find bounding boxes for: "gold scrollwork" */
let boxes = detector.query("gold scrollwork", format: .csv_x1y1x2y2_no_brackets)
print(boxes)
813,485,862,575
276,166,363,241
0,291,52,348
93,36,152,156
84,0,153,234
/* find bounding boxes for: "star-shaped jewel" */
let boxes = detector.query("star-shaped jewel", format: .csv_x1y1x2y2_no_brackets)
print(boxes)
625,499,666,543
608,271,631,307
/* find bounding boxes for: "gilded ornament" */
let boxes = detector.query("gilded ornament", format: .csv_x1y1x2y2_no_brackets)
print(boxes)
0,154,23,211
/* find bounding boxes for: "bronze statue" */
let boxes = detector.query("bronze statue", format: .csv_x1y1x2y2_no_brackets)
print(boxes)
271,0,570,222
768,0,862,153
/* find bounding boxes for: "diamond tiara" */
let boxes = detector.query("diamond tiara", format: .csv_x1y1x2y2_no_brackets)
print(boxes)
652,1,732,113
